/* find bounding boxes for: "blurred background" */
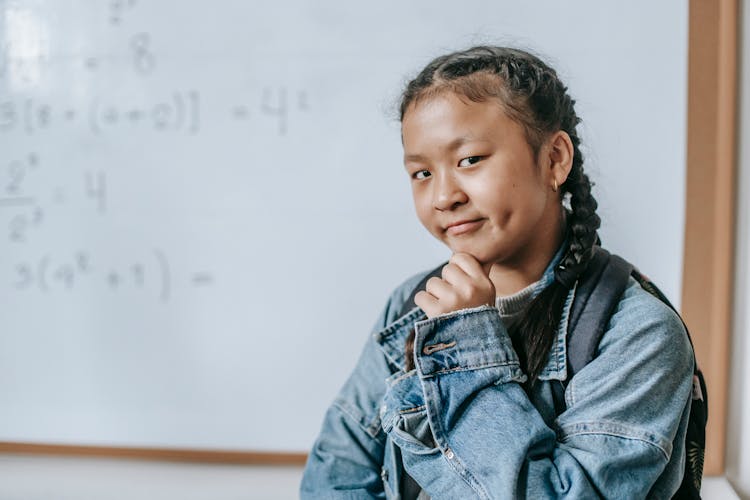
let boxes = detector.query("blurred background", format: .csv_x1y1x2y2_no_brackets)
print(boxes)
0,0,747,498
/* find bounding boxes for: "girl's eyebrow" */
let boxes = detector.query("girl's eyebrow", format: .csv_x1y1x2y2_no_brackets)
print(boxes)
404,136,483,162
404,152,427,162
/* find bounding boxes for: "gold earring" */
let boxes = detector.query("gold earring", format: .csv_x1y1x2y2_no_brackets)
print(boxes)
552,179,558,192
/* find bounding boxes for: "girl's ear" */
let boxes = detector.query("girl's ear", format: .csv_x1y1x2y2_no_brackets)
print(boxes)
544,130,574,189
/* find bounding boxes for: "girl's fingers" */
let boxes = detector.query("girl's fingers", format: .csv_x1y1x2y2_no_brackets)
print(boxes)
424,276,452,299
440,262,471,287
414,290,439,316
450,253,492,280
417,258,495,318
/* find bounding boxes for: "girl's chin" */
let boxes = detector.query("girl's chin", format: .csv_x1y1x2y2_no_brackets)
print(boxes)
444,244,496,265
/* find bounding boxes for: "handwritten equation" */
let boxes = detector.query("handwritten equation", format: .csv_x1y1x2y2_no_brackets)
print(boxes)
10,248,213,303
1,154,106,244
0,87,310,137
0,93,200,135
0,3,320,303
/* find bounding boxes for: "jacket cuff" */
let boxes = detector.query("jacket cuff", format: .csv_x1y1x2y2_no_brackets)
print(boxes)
413,305,526,382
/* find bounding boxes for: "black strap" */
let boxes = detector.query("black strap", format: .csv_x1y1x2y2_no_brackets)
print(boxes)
551,248,632,413
566,247,633,377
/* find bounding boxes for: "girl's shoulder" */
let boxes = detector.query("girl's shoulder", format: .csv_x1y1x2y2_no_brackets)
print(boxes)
599,275,692,362
612,276,684,328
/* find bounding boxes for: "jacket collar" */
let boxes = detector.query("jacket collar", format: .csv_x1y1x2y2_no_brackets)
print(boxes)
535,278,574,382
374,306,426,371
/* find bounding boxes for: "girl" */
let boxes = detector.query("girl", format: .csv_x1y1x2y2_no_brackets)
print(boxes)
300,46,694,499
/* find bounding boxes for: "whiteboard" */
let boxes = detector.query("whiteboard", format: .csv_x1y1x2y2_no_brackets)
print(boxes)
0,1,687,453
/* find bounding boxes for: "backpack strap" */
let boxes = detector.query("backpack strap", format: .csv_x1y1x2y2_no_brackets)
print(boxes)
550,247,632,412
566,247,634,377
397,263,446,318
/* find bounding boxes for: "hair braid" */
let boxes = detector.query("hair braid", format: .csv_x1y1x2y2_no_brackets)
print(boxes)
555,111,601,288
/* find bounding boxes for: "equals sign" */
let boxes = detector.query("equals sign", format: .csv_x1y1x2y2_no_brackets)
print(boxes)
191,272,214,286
231,105,250,119
128,109,144,121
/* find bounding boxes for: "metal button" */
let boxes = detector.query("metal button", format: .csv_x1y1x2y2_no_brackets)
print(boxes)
445,448,454,460
381,467,389,481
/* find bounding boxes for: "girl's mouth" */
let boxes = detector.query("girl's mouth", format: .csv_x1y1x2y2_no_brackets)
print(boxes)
445,219,484,236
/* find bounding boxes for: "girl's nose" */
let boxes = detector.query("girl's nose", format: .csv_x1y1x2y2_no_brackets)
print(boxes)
433,172,468,211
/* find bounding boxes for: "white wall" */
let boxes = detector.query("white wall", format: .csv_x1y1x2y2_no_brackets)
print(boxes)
726,0,750,497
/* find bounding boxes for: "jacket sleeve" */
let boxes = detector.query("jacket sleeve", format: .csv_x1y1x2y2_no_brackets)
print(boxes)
379,282,694,499
300,273,426,499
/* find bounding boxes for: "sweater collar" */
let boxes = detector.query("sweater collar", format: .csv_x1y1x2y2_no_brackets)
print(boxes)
494,240,573,381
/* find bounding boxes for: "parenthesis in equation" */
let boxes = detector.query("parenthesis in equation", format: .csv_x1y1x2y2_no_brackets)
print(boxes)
188,91,200,134
153,248,170,303
38,254,50,292
89,98,101,135
24,98,33,135
173,92,184,132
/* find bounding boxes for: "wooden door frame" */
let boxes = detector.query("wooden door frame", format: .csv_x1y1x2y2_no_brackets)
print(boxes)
683,0,739,476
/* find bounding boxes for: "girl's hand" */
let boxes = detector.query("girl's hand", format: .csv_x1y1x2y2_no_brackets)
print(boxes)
414,253,496,319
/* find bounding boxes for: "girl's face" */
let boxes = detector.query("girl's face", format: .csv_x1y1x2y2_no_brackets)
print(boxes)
402,91,564,280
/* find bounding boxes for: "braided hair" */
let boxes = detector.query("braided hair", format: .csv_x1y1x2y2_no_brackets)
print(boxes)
400,46,601,386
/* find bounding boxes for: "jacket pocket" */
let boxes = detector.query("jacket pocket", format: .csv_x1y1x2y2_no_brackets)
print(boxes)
382,370,441,455
391,405,439,455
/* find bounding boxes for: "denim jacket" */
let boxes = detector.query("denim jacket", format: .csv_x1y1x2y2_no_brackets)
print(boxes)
300,249,694,499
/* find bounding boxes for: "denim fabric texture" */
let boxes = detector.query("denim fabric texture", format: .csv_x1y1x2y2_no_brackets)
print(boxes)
300,248,694,499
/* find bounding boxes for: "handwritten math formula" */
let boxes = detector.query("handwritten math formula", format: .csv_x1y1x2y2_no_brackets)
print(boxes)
1,2,320,303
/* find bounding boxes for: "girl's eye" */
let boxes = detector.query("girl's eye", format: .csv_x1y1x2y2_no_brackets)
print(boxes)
458,156,484,167
413,170,431,180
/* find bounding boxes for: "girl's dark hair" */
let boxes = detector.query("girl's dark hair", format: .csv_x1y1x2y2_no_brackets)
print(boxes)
400,46,601,386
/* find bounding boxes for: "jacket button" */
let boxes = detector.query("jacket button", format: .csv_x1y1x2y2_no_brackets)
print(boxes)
444,448,455,460
381,467,389,481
